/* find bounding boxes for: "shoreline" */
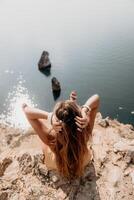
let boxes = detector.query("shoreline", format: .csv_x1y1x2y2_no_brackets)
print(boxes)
0,113,134,199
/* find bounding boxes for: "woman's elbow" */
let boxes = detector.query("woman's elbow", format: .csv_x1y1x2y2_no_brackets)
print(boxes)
95,94,100,101
23,107,31,118
94,94,100,107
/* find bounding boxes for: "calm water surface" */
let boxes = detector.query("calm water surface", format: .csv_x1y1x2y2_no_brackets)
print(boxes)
0,0,134,125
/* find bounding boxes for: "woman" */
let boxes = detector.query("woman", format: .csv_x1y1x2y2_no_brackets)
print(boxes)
22,92,100,179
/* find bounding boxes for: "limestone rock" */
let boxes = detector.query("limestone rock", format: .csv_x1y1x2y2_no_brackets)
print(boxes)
56,188,67,200
124,151,134,164
98,118,109,128
0,157,12,177
0,115,134,199
17,153,34,175
0,192,8,200
114,140,134,153
130,171,134,185
107,166,122,187
38,163,48,176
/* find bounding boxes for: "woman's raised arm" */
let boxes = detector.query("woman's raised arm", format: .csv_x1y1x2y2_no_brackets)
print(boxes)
22,104,52,145
22,104,48,120
75,94,100,132
83,94,100,111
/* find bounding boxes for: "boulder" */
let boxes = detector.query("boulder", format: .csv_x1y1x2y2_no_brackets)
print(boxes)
38,51,51,70
98,118,109,128
51,77,61,92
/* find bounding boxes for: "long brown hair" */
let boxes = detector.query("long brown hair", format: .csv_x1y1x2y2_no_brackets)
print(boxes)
53,100,90,179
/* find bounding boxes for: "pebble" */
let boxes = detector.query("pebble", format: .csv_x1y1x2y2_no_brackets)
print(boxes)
52,175,59,183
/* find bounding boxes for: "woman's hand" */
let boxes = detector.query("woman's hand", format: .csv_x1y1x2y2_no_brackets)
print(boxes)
22,103,28,111
75,108,90,132
69,90,77,102
52,120,62,134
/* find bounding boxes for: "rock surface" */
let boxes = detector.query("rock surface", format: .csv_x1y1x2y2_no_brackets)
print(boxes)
0,113,134,200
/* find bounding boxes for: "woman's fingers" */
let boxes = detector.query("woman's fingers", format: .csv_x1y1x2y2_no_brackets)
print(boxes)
71,96,77,100
71,90,77,96
70,90,77,101
53,119,62,126
71,92,77,98
53,124,62,129
22,103,28,110
75,116,87,123
22,103,27,107
75,116,87,122
75,121,82,128
55,127,62,132
75,114,89,131
75,121,86,129
53,121,62,132
75,118,86,125
76,116,89,123
53,126,62,133
53,121,61,126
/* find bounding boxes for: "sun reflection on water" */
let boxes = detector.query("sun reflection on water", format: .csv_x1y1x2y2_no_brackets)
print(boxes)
0,75,37,130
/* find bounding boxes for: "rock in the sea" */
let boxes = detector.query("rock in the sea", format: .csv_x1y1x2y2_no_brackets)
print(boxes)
51,77,61,92
38,51,51,70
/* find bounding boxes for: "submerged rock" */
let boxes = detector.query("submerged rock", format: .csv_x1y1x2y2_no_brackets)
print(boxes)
38,51,51,70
